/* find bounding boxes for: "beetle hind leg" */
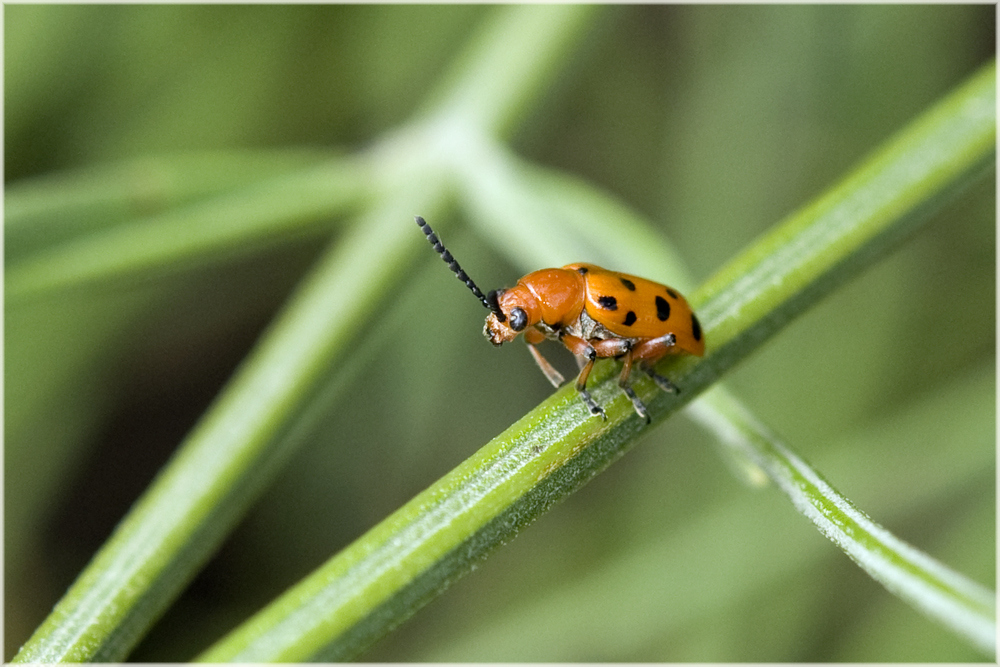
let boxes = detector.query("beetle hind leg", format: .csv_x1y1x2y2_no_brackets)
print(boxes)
644,368,679,394
633,333,680,395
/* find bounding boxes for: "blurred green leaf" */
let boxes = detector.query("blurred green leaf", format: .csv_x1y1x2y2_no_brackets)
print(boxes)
9,6,601,662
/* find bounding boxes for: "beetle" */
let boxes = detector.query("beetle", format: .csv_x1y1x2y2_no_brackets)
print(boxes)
416,216,704,423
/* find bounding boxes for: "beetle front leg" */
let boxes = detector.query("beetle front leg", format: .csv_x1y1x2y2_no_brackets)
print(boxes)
523,328,565,388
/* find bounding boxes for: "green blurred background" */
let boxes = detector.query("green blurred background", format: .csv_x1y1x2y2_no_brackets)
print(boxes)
5,5,994,661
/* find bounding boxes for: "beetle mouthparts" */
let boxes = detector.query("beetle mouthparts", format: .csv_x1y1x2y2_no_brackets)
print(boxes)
484,313,516,346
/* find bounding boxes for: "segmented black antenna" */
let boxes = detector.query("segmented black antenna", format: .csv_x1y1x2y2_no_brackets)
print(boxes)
415,216,505,321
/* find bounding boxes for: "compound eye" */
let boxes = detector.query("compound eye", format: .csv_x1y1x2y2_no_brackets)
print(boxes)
509,307,528,332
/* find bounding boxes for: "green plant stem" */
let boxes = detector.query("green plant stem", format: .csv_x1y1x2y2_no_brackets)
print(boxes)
421,366,994,661
197,61,996,663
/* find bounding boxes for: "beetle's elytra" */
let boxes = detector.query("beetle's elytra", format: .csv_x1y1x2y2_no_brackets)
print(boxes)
416,216,704,423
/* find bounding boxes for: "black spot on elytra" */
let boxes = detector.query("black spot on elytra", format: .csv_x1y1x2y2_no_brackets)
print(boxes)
691,313,702,341
620,278,636,291
655,295,670,321
598,295,618,310
666,288,679,299
623,311,637,326
576,266,589,274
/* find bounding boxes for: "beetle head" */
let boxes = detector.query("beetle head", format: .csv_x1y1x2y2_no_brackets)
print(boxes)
483,288,532,346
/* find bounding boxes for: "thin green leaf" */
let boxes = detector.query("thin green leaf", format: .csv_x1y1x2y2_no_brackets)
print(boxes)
686,385,995,655
5,155,368,303
4,149,328,260
197,60,996,662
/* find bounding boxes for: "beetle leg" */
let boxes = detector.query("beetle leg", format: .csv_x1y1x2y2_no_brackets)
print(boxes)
526,343,565,388
589,338,633,358
574,355,606,420
617,348,651,424
560,334,641,420
592,338,652,420
571,339,630,370
633,332,680,394
558,332,608,420
523,327,564,388
632,332,676,360
644,368,679,394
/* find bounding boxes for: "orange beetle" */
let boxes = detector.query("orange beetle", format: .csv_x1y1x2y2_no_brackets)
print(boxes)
417,216,704,423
